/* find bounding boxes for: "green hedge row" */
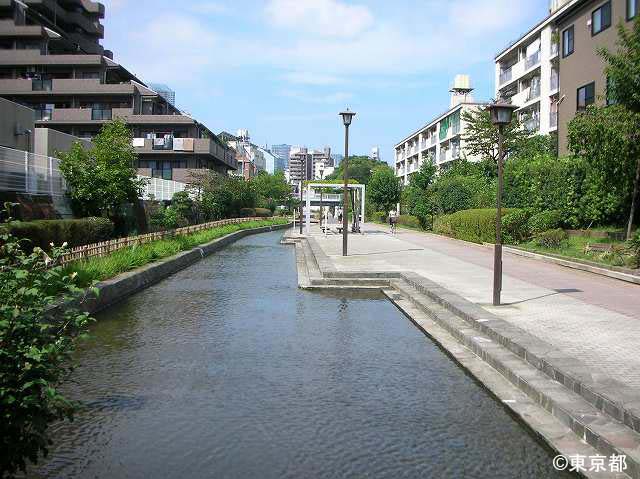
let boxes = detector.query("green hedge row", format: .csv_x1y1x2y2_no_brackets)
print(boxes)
433,208,519,244
4,217,114,251
239,208,272,218
398,215,421,229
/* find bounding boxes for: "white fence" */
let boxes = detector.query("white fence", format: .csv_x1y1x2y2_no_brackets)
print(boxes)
0,145,65,197
139,176,187,202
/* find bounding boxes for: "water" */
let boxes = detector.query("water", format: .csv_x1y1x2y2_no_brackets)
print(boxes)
30,231,574,478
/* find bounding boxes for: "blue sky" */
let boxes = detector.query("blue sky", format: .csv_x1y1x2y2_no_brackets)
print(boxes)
101,0,549,164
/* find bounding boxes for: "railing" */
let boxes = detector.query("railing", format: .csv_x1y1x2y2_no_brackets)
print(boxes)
32,79,52,91
550,73,559,91
499,67,512,84
35,109,53,121
152,136,173,150
527,85,540,101
60,217,265,264
430,135,436,145
0,145,65,196
524,118,540,132
452,122,461,135
140,175,187,201
550,111,558,128
525,50,541,69
551,43,559,56
91,109,112,120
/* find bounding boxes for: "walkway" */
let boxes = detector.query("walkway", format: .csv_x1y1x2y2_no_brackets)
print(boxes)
311,223,640,392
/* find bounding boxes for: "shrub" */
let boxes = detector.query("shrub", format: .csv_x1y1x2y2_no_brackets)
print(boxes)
372,211,387,223
398,215,421,229
628,232,640,268
528,210,563,235
6,217,113,251
502,209,533,244
254,207,272,218
535,228,568,249
239,208,256,218
433,208,517,244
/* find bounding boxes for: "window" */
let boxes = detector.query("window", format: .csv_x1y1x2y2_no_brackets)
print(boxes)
577,82,596,111
628,0,639,19
592,1,612,36
562,26,574,57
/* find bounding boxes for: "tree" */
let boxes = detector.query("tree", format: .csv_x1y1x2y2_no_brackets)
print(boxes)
568,105,640,228
598,16,640,238
187,171,257,220
58,119,146,218
0,208,93,477
326,156,387,185
461,107,531,163
367,165,402,213
252,171,292,212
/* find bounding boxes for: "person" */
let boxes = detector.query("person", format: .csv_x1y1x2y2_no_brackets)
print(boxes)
389,210,398,235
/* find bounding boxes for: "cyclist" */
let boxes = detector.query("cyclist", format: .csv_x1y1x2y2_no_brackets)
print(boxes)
389,210,398,235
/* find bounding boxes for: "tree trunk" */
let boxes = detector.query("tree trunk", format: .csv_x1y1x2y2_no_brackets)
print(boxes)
627,155,640,240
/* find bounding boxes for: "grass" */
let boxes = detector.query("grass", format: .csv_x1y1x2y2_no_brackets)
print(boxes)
517,235,637,270
65,218,289,286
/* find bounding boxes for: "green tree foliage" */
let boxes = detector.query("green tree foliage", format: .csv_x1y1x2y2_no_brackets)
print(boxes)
367,165,402,213
326,156,387,185
252,171,292,212
58,119,146,218
568,105,639,227
598,16,640,238
187,171,258,221
0,209,93,477
461,107,531,163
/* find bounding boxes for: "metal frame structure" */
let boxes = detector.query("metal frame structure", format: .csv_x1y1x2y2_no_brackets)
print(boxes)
304,183,365,235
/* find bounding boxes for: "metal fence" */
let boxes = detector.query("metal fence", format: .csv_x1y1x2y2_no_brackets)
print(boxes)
0,145,66,197
60,217,265,264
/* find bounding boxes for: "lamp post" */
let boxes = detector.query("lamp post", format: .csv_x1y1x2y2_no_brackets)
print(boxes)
339,109,356,256
488,99,518,306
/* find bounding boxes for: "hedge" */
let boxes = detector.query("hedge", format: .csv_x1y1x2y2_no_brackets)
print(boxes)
4,217,113,251
528,210,563,235
254,207,272,218
433,208,519,244
398,215,421,229
239,208,256,218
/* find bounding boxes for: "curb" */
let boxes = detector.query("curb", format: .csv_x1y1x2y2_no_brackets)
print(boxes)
85,222,291,313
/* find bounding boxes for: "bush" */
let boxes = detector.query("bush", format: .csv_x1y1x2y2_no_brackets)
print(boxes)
502,209,533,244
528,210,563,235
628,232,640,268
372,211,387,223
397,215,421,229
433,208,518,244
535,228,567,249
239,208,256,218
5,217,113,251
254,207,272,218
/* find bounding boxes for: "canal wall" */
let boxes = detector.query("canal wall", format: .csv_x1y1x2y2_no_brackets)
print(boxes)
288,231,640,479
83,222,292,314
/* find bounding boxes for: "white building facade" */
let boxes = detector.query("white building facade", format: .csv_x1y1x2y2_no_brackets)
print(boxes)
394,75,485,186
494,0,578,136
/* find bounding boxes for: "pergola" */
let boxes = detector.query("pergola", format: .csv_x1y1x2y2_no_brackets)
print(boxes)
304,182,366,235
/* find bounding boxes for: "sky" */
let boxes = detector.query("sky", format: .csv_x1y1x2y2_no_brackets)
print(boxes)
100,0,550,164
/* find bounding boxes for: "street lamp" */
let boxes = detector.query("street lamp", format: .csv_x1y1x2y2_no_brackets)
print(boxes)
340,108,356,256
487,99,518,306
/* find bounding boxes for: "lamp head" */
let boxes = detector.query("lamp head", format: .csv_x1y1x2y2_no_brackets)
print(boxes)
339,108,356,127
488,99,518,127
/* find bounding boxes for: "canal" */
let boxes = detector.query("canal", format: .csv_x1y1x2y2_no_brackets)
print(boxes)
31,230,574,478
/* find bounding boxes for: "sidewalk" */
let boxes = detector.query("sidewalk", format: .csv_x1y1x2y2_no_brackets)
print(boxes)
310,223,640,393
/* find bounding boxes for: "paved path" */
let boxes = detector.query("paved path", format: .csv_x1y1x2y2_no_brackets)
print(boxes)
311,223,640,391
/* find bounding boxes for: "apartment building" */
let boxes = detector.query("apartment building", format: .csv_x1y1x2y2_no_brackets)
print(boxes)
494,1,580,137
0,0,236,182
394,75,485,185
556,0,637,154
289,147,331,184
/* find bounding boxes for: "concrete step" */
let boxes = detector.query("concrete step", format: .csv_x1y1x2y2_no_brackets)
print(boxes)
391,280,639,479
309,277,391,288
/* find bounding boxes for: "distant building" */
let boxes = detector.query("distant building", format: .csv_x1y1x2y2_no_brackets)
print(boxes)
271,144,291,172
394,75,486,185
289,147,331,184
331,154,344,167
257,146,277,174
371,146,380,161
148,83,176,106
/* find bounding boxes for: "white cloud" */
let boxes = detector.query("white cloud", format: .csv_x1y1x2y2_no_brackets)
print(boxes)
265,0,374,38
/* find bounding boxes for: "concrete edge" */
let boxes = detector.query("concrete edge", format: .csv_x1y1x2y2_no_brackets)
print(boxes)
84,222,292,313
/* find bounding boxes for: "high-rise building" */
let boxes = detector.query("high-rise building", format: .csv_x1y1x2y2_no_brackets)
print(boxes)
394,75,486,185
371,146,380,161
288,147,331,184
271,144,291,172
0,0,236,181
148,83,176,106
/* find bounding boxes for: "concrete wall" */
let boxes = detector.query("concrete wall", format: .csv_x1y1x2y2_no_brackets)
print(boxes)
32,128,92,158
557,0,632,155
0,97,35,151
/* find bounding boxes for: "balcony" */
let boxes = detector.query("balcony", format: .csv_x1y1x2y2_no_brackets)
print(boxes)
550,73,559,91
527,84,540,102
0,78,135,95
523,117,540,133
551,43,559,57
430,135,436,145
35,109,53,121
152,137,173,150
550,111,558,129
499,67,512,85
32,79,52,91
452,122,461,135
91,109,112,121
525,50,541,70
